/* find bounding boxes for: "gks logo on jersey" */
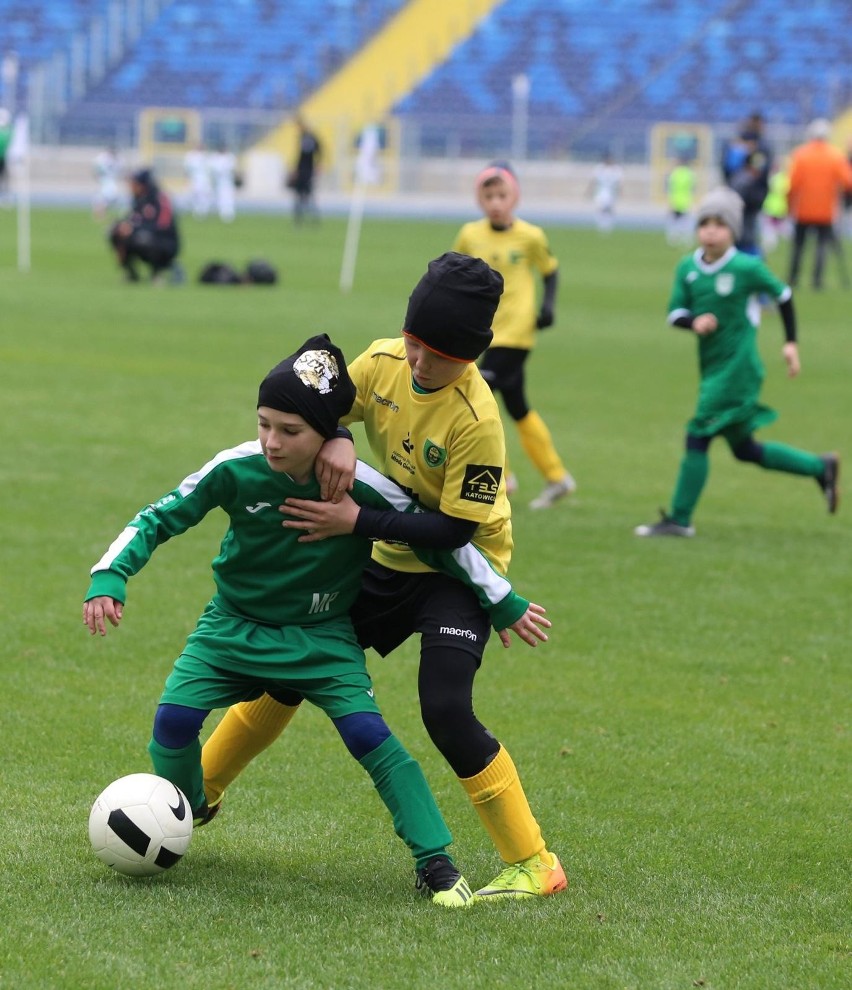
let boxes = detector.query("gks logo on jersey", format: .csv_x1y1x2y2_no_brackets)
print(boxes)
423,439,447,467
715,273,734,296
460,464,502,504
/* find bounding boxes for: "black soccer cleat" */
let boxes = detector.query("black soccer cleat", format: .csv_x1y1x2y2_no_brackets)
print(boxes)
192,801,222,829
818,453,840,514
634,509,695,538
415,855,477,908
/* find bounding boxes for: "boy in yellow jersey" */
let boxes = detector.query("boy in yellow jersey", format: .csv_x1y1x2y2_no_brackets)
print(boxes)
453,161,576,509
666,155,697,246
202,254,568,900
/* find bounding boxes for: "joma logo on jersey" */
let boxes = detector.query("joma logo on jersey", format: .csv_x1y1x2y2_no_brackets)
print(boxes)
460,464,502,504
371,391,399,413
309,591,340,614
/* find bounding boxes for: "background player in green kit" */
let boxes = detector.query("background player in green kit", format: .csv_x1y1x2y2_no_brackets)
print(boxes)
453,161,577,510
82,333,542,907
635,187,840,538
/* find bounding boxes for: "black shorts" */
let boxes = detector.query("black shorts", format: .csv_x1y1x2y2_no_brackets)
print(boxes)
479,346,528,393
350,562,491,662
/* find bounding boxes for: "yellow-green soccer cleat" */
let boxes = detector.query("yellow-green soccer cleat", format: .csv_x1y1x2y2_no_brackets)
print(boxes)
415,855,477,908
475,852,568,899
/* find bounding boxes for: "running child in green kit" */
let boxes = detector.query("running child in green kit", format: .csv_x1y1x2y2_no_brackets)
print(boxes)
635,186,839,538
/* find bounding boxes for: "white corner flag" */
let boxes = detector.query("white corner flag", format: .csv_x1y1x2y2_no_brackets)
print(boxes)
339,124,381,293
9,112,31,273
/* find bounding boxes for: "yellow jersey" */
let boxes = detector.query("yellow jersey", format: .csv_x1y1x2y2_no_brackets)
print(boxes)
344,337,513,575
453,218,558,350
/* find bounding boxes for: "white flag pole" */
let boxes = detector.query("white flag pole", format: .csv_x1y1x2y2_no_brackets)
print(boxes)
10,112,31,273
339,124,381,294
339,181,366,294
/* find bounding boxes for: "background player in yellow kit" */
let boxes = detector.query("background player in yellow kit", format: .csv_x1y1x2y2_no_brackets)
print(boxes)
453,161,576,509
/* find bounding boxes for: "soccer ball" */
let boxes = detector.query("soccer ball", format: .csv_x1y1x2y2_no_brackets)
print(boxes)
88,773,193,877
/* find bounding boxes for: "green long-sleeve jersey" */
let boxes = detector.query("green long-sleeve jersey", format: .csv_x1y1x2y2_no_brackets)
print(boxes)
86,441,529,630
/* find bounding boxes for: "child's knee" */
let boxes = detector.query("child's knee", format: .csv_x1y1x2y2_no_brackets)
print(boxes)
730,437,763,463
152,703,207,748
333,711,391,760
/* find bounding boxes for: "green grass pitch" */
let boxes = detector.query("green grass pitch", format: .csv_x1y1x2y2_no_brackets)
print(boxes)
0,207,849,989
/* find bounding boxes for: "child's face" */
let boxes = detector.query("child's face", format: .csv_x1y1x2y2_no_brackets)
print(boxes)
478,178,516,226
257,406,325,481
697,217,734,258
403,336,468,390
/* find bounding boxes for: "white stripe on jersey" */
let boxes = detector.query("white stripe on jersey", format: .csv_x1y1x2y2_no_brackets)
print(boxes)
90,526,137,575
178,440,262,497
354,459,424,513
449,543,512,608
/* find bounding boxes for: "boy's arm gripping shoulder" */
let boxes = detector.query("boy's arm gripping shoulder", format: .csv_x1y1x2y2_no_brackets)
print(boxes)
352,462,528,628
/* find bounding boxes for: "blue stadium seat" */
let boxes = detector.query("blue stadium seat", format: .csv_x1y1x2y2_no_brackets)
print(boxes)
1,0,848,135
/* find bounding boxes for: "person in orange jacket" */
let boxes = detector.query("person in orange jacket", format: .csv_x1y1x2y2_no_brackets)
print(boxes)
787,119,852,289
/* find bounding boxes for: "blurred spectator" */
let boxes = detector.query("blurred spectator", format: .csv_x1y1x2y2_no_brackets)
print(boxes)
722,112,772,255
184,143,212,219
288,115,322,224
209,144,237,222
92,146,123,220
588,151,622,233
844,139,852,240
109,168,182,284
0,107,11,201
787,119,852,289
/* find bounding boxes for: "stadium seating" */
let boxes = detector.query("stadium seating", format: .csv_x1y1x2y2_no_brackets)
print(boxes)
1,0,848,133
395,0,851,125
0,0,406,110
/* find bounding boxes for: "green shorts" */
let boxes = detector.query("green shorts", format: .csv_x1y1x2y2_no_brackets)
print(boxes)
158,600,380,720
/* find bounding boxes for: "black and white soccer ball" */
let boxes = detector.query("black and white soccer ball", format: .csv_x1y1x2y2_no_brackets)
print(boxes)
88,773,193,877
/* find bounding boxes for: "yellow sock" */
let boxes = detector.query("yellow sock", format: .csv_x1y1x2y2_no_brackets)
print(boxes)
516,410,566,483
459,745,547,864
201,695,299,806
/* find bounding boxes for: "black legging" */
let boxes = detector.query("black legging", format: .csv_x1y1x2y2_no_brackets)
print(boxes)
417,644,500,779
478,347,531,422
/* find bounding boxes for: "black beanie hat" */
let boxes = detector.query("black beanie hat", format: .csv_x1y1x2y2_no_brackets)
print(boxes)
257,334,355,439
403,252,503,362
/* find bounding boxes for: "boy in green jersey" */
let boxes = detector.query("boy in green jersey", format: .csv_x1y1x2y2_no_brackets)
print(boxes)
636,187,839,538
83,334,544,907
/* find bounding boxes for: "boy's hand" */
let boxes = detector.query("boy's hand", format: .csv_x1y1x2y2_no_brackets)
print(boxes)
782,341,801,378
315,436,357,502
83,596,123,637
536,306,555,329
281,493,359,541
498,602,551,648
692,313,718,336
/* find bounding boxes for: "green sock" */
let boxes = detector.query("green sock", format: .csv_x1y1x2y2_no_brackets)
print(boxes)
759,442,824,477
148,737,205,814
670,448,709,526
359,735,452,871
